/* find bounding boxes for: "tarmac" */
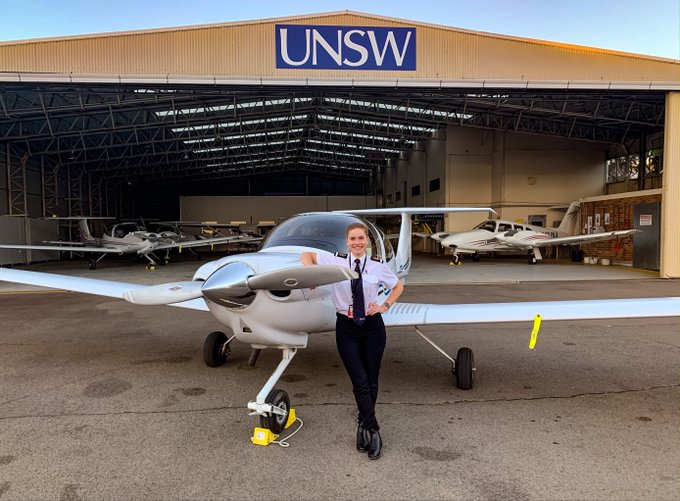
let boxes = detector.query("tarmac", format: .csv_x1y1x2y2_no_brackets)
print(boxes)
0,253,678,500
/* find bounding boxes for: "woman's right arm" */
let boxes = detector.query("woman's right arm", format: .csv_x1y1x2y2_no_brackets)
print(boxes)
300,251,317,266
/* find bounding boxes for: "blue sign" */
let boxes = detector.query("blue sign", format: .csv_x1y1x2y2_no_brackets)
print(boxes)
276,24,416,70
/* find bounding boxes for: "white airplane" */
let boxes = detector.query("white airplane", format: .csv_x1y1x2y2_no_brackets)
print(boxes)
0,217,260,270
0,207,678,437
426,202,639,264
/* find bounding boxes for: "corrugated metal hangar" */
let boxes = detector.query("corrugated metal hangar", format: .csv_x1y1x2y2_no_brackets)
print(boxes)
0,11,678,276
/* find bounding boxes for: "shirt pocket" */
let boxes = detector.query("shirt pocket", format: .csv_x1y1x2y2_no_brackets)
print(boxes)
362,273,380,303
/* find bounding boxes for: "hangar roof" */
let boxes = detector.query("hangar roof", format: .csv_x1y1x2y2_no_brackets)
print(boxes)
0,11,677,187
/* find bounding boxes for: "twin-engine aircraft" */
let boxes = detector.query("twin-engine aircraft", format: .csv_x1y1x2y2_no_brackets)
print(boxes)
0,208,678,436
425,202,638,264
0,217,260,270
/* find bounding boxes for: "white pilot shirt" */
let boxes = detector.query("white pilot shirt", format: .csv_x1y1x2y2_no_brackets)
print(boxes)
316,251,399,315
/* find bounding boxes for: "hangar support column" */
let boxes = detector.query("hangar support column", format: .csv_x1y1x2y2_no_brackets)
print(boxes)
661,91,680,278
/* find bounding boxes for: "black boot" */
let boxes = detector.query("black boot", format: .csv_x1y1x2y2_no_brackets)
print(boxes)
356,421,369,452
367,429,382,460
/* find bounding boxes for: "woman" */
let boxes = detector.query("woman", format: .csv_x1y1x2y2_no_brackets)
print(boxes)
301,222,404,460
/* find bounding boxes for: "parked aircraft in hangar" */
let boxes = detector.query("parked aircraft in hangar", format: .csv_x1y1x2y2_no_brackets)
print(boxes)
423,202,639,264
0,217,260,270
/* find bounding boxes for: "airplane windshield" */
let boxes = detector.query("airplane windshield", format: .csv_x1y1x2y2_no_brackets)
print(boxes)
260,213,382,256
473,220,497,232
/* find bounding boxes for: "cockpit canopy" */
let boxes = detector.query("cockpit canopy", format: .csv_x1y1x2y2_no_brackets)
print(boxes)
106,222,146,238
260,212,394,261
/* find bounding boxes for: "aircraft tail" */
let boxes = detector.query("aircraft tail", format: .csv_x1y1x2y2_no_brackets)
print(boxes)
556,201,580,236
335,207,495,278
77,219,96,244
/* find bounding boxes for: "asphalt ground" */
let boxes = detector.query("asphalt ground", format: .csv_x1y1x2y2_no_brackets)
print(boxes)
0,255,678,500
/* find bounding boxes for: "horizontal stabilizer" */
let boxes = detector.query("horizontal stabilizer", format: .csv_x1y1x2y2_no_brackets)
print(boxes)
123,281,204,305
247,265,357,290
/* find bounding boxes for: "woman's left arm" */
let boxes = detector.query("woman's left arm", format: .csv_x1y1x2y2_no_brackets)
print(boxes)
383,280,404,309
370,279,404,315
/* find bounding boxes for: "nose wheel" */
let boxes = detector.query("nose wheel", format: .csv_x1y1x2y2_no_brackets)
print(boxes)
260,388,291,434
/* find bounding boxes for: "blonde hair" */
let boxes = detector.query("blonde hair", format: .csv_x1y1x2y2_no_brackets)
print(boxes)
346,222,368,238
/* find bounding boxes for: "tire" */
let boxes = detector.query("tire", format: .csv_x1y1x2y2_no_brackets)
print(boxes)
88,259,96,270
203,331,230,367
454,347,474,390
260,388,290,434
529,254,538,264
472,253,481,262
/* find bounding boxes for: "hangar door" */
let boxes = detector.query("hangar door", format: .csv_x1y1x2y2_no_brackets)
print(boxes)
633,203,660,270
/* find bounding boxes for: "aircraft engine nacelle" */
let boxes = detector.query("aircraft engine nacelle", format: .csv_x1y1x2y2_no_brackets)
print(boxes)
205,286,336,348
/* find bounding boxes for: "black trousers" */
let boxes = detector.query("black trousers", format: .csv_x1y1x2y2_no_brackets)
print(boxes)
335,312,386,431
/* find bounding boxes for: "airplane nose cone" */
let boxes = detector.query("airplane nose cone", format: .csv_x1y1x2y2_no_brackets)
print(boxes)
201,261,255,308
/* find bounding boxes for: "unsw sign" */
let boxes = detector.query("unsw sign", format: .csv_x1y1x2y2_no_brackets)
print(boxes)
275,24,416,70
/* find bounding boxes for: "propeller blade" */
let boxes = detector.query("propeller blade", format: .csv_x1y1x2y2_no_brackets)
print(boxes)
247,265,357,290
123,281,203,305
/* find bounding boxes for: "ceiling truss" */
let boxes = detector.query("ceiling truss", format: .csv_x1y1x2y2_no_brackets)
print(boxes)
0,83,667,187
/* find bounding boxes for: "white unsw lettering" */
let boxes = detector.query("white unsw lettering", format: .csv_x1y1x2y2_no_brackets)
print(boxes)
279,28,311,66
367,31,412,67
279,27,412,68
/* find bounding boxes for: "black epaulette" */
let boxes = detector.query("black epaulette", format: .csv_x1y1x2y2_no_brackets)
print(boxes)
335,252,348,258
371,256,383,263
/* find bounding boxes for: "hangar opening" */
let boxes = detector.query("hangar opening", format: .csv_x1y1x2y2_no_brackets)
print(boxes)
0,11,678,275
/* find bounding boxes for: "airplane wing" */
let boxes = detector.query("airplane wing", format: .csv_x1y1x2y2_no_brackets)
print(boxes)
382,297,680,327
153,235,261,251
0,268,209,311
530,229,640,247
0,244,124,254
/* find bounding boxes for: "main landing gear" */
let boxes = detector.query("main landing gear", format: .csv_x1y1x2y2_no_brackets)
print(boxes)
202,331,294,435
88,254,107,270
528,250,538,265
413,327,475,390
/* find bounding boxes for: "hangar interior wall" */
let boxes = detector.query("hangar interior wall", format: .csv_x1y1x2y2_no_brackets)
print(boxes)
383,126,609,232
180,195,376,225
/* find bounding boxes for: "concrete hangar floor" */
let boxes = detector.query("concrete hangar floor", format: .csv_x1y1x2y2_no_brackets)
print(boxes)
0,254,678,500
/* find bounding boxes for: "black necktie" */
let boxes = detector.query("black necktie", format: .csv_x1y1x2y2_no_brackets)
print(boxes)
352,258,366,325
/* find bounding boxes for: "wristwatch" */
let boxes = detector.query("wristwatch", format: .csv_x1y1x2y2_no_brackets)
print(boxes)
384,302,392,310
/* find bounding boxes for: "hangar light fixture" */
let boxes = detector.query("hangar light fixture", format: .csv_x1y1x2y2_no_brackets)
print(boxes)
324,97,473,121
171,114,309,134
156,98,314,117
193,138,301,154
306,139,401,154
182,127,305,145
316,114,436,134
316,128,416,146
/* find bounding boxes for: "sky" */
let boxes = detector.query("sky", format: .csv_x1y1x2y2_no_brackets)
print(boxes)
0,0,678,59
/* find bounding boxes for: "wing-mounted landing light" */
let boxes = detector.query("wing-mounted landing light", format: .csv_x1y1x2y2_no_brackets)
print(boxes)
123,263,357,309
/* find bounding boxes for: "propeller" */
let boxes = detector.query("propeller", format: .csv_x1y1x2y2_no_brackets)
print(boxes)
122,262,357,308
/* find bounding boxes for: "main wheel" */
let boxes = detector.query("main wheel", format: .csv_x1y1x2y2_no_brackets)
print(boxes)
88,259,97,270
260,388,290,434
528,253,538,264
472,253,481,262
454,347,474,390
203,331,231,367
